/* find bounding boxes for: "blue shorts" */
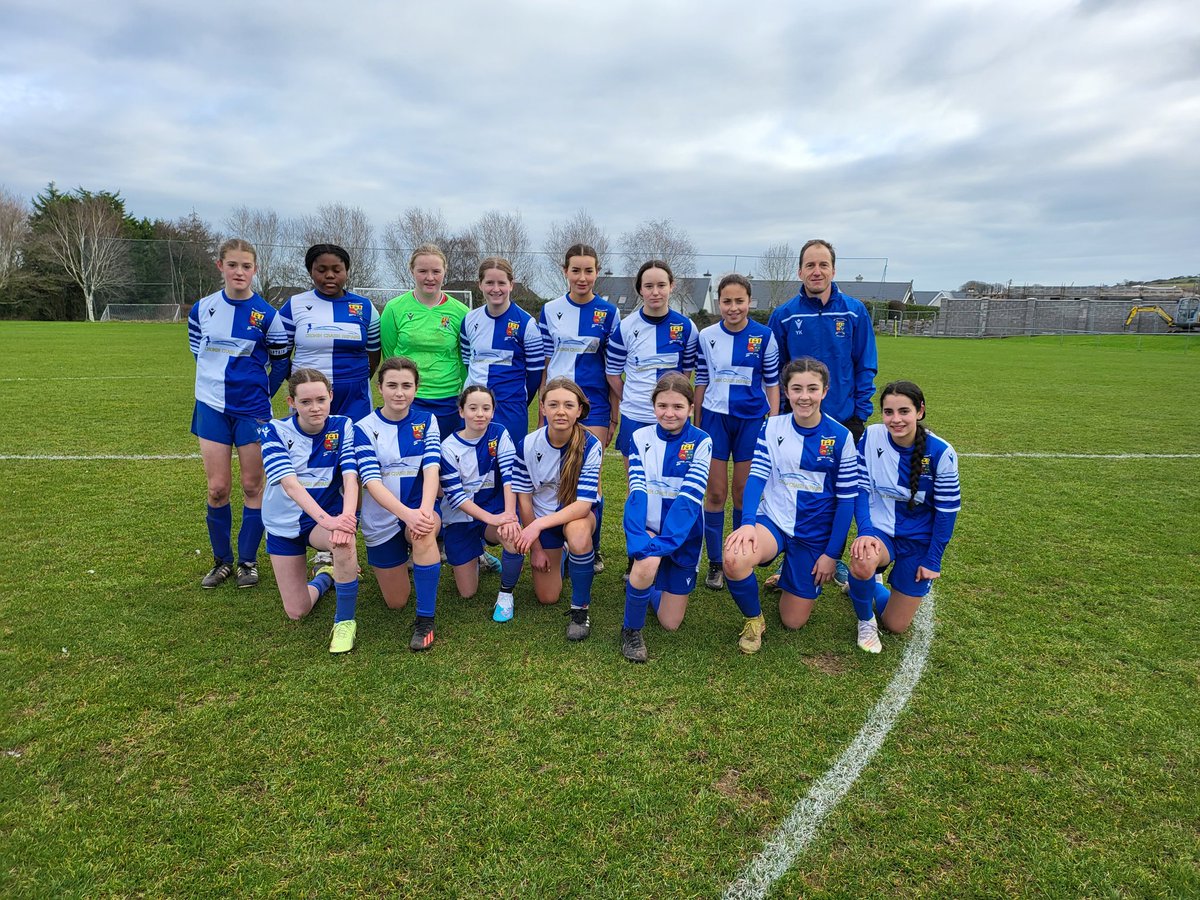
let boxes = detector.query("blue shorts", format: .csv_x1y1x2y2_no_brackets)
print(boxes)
493,400,530,448
615,415,654,457
444,520,498,566
758,517,824,601
536,514,597,552
192,400,264,447
580,387,612,429
877,534,935,598
701,408,763,463
365,527,411,569
650,537,702,595
266,525,316,557
413,396,461,439
330,380,372,422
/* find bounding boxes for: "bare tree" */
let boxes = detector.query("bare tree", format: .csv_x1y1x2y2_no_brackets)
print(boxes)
541,209,613,292
759,241,797,308
224,205,300,303
38,195,131,321
619,218,697,277
381,207,452,288
0,186,30,294
470,210,533,287
296,203,378,291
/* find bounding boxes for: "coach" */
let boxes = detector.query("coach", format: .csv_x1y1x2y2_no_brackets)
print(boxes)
767,239,877,442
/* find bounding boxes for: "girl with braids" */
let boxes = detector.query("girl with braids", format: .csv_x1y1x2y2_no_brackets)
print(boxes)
722,358,858,655
511,377,604,641
848,380,961,653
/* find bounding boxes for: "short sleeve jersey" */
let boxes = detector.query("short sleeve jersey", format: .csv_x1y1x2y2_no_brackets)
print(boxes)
605,309,700,423
379,292,470,400
439,422,516,526
188,289,289,419
695,320,780,417
538,294,620,409
856,423,961,542
260,414,357,538
627,421,712,536
512,426,603,520
459,303,544,403
279,289,380,398
353,408,441,547
751,413,858,543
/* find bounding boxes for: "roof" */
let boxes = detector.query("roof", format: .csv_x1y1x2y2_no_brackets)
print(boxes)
912,290,949,307
594,276,711,316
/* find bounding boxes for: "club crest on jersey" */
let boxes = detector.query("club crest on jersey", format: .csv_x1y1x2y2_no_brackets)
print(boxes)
592,309,608,325
249,309,265,329
440,315,451,329
411,422,427,441
487,438,499,457
348,302,363,318
677,441,695,461
323,431,339,451
922,455,931,468
669,324,684,343
834,318,847,336
819,437,837,456
746,335,762,354
505,321,521,338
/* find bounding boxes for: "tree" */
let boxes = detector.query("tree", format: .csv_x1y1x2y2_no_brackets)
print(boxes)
541,209,612,293
959,280,992,295
31,185,132,322
470,210,533,288
758,241,797,308
157,211,222,305
296,203,378,291
224,205,299,303
0,186,29,295
619,218,696,278
381,207,452,289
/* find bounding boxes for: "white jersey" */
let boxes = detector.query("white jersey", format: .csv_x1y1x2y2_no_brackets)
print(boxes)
260,414,357,538
353,409,441,547
440,423,516,526
512,426,603,520
605,309,699,423
188,290,288,419
695,319,779,417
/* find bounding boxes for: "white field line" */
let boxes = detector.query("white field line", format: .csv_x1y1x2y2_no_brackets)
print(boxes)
0,374,189,381
723,594,936,900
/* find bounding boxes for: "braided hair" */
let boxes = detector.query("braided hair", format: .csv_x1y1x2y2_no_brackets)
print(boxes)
880,380,927,509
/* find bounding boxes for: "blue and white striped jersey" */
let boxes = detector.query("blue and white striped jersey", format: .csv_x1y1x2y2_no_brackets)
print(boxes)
695,320,779,417
855,423,961,544
605,310,700,423
512,426,603,519
188,290,289,419
353,408,441,547
750,414,858,544
460,303,544,401
627,422,712,537
260,414,357,538
538,294,620,410
279,289,381,411
440,423,516,526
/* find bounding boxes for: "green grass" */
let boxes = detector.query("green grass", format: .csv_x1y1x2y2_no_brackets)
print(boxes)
1,323,1197,897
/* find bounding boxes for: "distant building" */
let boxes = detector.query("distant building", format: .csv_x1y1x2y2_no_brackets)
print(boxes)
912,290,951,308
595,275,712,317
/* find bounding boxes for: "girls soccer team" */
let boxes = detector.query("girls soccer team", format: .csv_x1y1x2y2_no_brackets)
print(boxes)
190,239,960,661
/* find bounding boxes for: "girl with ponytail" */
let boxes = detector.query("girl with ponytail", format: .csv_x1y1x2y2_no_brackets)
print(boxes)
510,377,604,640
848,381,961,653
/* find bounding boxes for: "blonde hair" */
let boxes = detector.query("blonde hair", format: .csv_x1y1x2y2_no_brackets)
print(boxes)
409,243,448,271
218,238,256,263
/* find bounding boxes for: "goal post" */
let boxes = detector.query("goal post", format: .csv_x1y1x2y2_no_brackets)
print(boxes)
99,304,184,322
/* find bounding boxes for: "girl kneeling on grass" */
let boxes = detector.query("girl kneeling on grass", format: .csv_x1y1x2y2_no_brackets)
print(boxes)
619,373,713,663
439,384,524,622
848,380,961,653
260,368,360,654
352,357,443,652
722,358,858,654
512,377,603,642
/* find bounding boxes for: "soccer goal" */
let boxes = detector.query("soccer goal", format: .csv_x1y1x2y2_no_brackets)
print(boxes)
99,304,184,322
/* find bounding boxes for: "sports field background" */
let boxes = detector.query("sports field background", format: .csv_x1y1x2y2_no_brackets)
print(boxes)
1,323,1196,897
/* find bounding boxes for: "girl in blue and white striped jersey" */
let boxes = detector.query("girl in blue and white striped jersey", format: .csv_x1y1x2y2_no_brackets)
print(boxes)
848,380,960,653
459,257,544,446
619,374,713,663
277,244,381,422
189,239,291,590
722,358,859,655
693,274,780,590
512,378,604,642
440,384,523,621
260,369,360,654
352,357,443,653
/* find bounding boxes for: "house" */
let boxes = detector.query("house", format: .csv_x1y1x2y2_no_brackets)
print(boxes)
912,290,951,308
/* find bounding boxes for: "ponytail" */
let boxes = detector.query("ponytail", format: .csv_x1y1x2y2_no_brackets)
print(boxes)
557,422,588,508
908,423,926,509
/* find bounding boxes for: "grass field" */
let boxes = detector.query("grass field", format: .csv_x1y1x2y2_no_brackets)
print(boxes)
1,323,1197,898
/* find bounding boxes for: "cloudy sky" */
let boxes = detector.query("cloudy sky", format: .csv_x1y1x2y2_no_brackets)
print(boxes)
3,0,1197,291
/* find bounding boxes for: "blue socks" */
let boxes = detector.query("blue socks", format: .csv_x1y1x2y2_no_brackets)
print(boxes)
727,573,762,618
500,550,523,592
334,578,359,623
874,578,891,616
206,503,233,564
237,506,263,564
624,582,653,630
414,562,440,619
568,550,595,608
704,508,724,563
648,587,661,614
308,570,334,599
848,576,877,622
732,506,744,531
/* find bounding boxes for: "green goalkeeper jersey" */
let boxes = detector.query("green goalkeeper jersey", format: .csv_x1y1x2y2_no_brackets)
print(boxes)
379,291,469,399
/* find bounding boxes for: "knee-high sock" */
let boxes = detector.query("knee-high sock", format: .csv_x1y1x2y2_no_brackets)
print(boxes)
568,550,595,608
704,508,725,563
727,573,762,618
206,503,233,564
649,587,661,614
334,578,359,623
848,575,877,622
236,506,263,564
500,550,523,592
413,562,440,619
593,497,605,545
874,578,891,616
732,506,744,531
624,582,652,630
308,570,334,597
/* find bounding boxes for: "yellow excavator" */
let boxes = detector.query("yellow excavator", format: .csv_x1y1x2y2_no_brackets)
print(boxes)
1124,296,1200,331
